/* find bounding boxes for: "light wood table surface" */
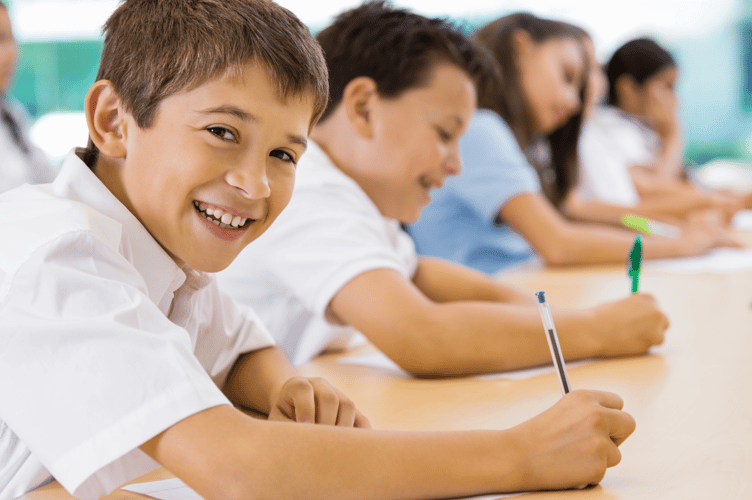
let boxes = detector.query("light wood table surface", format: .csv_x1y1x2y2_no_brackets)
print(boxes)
20,235,752,499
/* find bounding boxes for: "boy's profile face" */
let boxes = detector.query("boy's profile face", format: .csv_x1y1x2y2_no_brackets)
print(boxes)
97,62,314,272
357,62,476,224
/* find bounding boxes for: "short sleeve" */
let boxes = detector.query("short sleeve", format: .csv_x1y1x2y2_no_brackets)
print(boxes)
451,110,542,223
0,232,230,499
243,183,415,317
192,281,276,388
577,115,640,206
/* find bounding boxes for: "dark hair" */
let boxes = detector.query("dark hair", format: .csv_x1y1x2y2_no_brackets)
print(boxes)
606,37,676,106
314,0,496,122
84,0,328,166
475,12,588,207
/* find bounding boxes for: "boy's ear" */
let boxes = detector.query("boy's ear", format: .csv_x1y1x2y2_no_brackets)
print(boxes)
85,80,128,159
341,77,378,139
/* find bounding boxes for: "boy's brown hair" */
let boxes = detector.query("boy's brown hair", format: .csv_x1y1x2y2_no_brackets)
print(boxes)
315,0,496,123
84,0,328,165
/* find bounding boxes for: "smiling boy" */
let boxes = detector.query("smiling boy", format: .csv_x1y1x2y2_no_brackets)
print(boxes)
218,1,669,375
0,1,370,498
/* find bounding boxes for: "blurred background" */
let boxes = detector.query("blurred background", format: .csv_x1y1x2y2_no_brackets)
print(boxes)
5,0,752,171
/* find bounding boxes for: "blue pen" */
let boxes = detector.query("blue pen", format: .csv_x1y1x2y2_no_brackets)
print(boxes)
536,291,571,395
628,235,642,293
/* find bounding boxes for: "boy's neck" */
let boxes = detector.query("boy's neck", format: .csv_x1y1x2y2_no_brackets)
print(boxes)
310,117,359,180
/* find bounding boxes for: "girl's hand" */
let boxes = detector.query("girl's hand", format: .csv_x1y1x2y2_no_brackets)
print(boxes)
268,376,371,428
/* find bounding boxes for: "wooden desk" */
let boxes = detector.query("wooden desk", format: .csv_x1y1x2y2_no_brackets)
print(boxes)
20,254,752,499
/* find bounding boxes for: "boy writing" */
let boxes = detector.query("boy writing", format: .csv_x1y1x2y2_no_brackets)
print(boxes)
1,1,635,498
218,1,669,375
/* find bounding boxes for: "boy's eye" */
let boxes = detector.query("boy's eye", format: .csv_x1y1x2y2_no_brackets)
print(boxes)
270,149,296,165
207,126,237,142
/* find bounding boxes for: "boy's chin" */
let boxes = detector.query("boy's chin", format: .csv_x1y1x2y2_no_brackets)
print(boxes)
184,251,242,274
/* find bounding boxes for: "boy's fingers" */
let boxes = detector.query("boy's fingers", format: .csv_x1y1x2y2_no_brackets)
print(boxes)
606,441,623,467
334,396,357,427
353,411,371,429
286,378,316,424
309,378,340,426
587,390,624,411
608,408,636,447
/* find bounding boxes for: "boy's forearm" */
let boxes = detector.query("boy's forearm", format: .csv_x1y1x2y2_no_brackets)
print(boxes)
381,301,599,377
412,257,536,305
145,405,523,500
223,345,299,413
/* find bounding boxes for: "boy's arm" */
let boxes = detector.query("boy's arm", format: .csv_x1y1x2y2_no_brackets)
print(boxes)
411,256,536,306
139,389,635,500
328,264,666,377
223,345,369,427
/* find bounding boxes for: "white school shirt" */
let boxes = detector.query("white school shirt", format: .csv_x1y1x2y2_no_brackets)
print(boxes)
577,106,660,206
0,150,275,500
217,141,418,366
0,97,56,194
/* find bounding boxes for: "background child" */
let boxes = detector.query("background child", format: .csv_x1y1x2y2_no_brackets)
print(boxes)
0,1,637,499
0,1,55,193
409,13,740,275
575,37,748,221
218,2,667,379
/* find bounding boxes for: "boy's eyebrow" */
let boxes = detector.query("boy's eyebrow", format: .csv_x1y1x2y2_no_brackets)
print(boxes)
197,105,257,122
197,105,308,149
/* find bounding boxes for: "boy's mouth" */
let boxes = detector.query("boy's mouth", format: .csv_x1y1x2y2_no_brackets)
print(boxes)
193,201,252,230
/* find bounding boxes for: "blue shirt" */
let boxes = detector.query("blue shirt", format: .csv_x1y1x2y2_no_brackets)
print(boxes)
409,109,541,274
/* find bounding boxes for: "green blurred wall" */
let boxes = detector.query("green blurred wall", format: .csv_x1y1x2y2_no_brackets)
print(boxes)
10,40,102,118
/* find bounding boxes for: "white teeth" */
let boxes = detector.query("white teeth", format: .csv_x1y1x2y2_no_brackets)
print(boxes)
195,201,250,229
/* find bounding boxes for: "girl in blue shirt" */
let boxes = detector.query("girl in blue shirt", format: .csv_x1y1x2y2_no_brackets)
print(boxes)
410,13,737,274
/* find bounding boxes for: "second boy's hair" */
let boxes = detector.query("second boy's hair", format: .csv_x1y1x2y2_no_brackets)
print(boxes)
84,0,328,165
315,0,495,122
606,37,676,106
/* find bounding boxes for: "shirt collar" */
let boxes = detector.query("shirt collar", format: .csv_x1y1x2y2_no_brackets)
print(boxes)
53,149,211,309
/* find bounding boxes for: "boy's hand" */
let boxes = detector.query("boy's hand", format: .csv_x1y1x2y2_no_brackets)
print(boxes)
268,376,371,428
510,390,635,490
590,293,668,357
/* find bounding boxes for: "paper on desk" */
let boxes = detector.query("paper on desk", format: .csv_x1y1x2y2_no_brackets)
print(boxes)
122,479,203,500
645,247,752,272
122,478,522,500
338,351,589,381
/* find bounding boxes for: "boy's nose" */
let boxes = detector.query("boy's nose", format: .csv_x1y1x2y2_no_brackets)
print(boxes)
225,161,271,199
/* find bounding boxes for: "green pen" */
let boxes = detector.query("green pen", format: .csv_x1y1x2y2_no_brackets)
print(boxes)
628,235,642,293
